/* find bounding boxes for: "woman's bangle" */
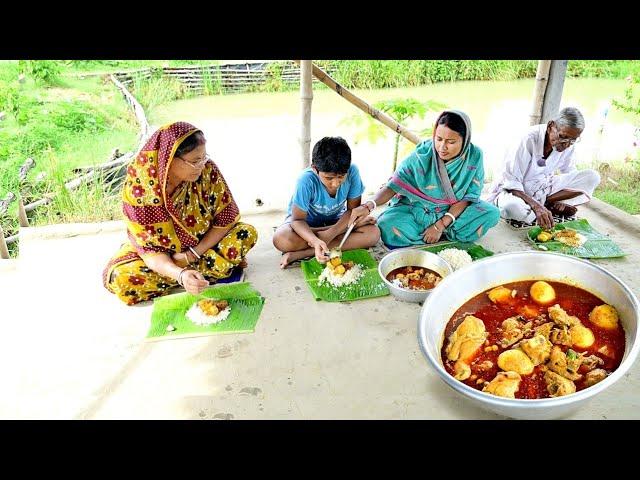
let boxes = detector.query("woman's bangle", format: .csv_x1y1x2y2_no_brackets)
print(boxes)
444,212,456,224
432,223,440,232
177,266,194,286
365,199,377,212
188,246,201,261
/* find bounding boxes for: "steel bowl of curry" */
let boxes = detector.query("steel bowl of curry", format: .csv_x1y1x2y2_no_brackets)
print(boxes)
417,251,640,419
378,249,453,303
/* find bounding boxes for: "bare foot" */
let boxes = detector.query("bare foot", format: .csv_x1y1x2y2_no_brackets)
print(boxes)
280,252,293,269
279,250,313,269
546,201,577,217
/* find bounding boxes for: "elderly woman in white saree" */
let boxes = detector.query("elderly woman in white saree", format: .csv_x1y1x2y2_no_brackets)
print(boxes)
485,107,600,229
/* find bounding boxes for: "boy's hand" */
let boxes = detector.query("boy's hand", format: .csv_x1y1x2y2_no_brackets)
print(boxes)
316,229,334,246
311,239,329,263
349,205,370,227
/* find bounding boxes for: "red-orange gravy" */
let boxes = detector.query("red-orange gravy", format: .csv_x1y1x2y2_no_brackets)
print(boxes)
440,281,625,399
386,266,442,290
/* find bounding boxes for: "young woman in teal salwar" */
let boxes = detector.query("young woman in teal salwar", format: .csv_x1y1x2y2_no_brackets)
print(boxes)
350,110,499,247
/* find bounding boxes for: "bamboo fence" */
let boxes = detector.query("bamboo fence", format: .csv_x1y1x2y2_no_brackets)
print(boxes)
112,62,335,94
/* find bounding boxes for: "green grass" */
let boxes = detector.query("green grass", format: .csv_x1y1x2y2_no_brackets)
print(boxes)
568,60,640,79
593,163,640,215
0,62,138,257
595,189,640,214
129,74,191,113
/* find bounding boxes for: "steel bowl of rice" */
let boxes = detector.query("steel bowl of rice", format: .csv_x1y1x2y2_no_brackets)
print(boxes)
378,249,453,303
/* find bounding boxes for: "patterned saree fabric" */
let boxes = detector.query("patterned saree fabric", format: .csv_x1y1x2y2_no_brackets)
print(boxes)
103,122,257,305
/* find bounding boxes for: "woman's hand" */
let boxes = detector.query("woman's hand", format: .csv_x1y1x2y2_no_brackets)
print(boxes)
172,251,191,268
354,215,377,227
181,269,209,295
349,205,371,227
422,223,443,244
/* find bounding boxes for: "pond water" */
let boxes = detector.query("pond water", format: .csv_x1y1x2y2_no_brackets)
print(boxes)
151,78,637,212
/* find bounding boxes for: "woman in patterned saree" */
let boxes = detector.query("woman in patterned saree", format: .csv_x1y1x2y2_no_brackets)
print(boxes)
103,122,258,305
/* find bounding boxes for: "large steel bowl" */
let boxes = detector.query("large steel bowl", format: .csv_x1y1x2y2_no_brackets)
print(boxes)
378,249,453,303
417,251,640,419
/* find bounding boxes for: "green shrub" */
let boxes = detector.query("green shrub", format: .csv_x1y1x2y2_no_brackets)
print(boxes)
202,65,223,95
0,82,22,115
130,73,189,111
261,62,286,92
17,60,61,85
48,101,108,133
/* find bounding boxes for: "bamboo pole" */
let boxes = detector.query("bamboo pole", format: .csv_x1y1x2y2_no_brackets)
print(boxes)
17,198,29,227
540,60,568,124
530,60,551,126
0,225,9,259
110,74,150,149
300,60,313,169
294,61,422,145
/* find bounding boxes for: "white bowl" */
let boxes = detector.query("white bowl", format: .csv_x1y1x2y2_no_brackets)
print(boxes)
378,249,453,303
417,251,640,419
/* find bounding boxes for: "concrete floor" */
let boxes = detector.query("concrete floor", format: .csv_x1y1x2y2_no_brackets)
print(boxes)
1,199,639,419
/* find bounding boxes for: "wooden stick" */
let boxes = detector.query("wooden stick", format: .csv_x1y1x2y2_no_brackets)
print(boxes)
530,60,551,126
300,60,313,169
294,61,422,145
18,157,36,182
4,233,18,244
109,74,150,150
72,154,128,174
17,197,29,227
0,192,16,216
24,194,54,213
0,225,9,259
24,152,133,213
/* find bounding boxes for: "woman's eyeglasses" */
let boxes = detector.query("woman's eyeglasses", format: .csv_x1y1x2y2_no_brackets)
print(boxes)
177,154,210,169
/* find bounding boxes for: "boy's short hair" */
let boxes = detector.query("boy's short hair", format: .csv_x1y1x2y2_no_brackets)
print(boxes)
311,137,351,174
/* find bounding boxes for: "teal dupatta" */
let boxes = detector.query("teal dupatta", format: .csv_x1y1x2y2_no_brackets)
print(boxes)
379,110,498,246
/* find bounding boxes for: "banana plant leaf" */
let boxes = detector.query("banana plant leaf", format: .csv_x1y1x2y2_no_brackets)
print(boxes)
301,248,390,302
147,282,265,340
417,241,494,260
527,219,626,259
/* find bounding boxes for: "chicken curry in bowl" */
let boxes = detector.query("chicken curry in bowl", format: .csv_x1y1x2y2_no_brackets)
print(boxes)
441,280,625,399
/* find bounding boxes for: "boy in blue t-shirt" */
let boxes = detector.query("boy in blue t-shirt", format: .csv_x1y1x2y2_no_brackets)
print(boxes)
273,136,380,268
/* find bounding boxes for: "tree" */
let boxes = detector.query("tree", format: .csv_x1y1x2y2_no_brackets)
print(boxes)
342,98,446,173
613,74,640,165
